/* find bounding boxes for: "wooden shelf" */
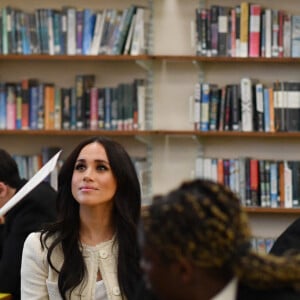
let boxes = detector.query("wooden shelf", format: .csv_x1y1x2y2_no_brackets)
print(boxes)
153,55,300,63
245,207,300,214
0,54,299,63
1,129,300,138
156,131,300,138
0,54,152,61
0,130,157,136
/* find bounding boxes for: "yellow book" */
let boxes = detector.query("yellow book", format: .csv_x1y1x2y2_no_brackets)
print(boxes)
240,2,249,57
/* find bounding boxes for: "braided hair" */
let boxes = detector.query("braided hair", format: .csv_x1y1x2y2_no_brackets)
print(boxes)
141,179,300,291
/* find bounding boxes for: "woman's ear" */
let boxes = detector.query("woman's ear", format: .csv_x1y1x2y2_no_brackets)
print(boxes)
0,182,7,197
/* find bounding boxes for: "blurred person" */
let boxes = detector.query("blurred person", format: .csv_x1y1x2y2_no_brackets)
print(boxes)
270,217,300,256
0,148,57,300
137,179,300,300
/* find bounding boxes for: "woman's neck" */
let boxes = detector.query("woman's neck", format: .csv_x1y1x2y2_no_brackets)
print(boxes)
79,205,115,246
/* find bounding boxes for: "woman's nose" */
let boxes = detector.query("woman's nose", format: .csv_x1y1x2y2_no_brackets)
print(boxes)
83,168,94,181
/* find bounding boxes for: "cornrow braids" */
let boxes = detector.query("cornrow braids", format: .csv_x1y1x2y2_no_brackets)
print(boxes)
141,179,300,291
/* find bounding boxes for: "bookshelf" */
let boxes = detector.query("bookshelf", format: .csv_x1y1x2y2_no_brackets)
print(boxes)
1,0,300,239
150,0,300,240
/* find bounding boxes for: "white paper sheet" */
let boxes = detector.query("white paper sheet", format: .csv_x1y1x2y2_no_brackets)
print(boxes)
0,150,62,216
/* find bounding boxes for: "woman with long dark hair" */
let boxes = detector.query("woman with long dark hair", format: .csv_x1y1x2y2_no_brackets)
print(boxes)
21,136,141,300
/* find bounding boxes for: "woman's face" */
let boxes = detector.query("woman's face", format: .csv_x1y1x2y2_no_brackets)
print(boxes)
71,142,117,207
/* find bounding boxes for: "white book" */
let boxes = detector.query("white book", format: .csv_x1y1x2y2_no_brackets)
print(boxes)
137,79,146,130
66,7,76,55
90,12,103,55
195,156,204,178
47,9,55,55
194,83,201,130
211,158,218,182
241,78,253,131
283,13,291,57
203,157,212,180
284,161,292,208
130,8,145,55
265,9,272,58
123,14,136,54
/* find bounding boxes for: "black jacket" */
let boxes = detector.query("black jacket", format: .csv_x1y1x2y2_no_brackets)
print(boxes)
0,179,57,300
270,217,300,256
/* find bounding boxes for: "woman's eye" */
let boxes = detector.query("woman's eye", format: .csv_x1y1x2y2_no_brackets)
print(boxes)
97,164,108,171
75,163,86,171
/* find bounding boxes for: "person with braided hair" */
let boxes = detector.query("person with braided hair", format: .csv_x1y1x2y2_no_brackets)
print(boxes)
136,178,300,300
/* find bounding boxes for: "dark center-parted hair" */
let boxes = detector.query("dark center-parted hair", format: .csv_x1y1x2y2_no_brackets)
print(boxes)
141,179,300,291
41,136,141,299
0,148,22,188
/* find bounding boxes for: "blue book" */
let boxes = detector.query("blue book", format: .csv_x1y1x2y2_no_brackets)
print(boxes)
0,83,6,129
263,88,270,132
29,83,39,129
82,9,93,55
270,161,278,207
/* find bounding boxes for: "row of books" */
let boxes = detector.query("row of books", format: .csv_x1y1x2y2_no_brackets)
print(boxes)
251,236,275,254
13,146,63,190
13,148,149,198
195,2,300,57
193,79,300,132
195,156,300,209
0,4,148,55
0,75,146,131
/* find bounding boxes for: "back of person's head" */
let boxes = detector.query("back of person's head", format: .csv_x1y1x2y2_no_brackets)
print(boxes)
0,148,21,188
140,178,300,294
141,179,251,275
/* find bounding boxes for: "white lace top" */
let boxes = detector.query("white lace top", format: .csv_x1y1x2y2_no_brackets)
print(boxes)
95,280,108,300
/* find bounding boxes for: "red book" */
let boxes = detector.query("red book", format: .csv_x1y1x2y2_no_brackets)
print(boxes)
250,159,259,206
249,4,261,57
217,158,224,184
21,79,30,129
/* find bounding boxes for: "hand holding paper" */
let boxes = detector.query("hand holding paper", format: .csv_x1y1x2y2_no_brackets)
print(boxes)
0,150,62,217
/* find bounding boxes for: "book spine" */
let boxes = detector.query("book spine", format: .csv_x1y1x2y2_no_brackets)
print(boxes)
90,87,98,130
15,83,22,129
6,84,16,129
210,5,219,56
263,88,270,132
265,9,272,58
241,78,253,131
270,161,279,207
284,160,292,208
283,13,291,57
54,87,61,129
239,2,249,57
254,83,264,131
61,87,71,130
200,83,210,131
249,4,261,57
0,83,7,129
76,9,83,55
